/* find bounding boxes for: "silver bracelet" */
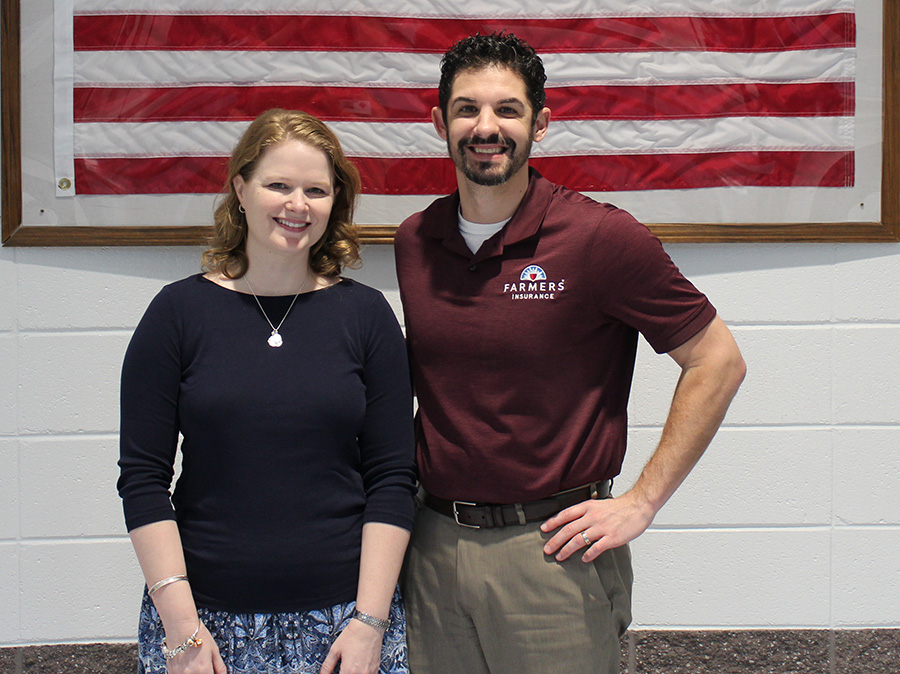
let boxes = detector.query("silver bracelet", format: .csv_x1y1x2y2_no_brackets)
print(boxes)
352,609,390,631
161,622,203,660
147,574,188,596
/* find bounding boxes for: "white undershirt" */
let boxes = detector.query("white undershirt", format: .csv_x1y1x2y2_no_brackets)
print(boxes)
458,209,511,254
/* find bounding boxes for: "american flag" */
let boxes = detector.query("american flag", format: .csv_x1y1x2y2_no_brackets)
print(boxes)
64,0,856,197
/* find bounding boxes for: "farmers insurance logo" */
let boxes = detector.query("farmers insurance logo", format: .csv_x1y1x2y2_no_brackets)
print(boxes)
502,265,566,301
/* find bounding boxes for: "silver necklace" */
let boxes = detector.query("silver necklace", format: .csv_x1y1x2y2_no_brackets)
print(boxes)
244,275,310,347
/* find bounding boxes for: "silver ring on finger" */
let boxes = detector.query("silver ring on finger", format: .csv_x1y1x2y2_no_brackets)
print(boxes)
581,531,592,547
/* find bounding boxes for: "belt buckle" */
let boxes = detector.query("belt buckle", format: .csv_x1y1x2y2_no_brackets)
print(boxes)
452,501,481,529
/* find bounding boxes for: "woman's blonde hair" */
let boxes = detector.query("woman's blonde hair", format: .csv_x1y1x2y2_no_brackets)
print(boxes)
202,108,362,278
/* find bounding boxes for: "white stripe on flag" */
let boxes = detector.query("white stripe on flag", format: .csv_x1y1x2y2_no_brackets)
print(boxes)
74,48,855,88
73,0,855,19
74,117,854,159
74,52,443,87
542,49,855,86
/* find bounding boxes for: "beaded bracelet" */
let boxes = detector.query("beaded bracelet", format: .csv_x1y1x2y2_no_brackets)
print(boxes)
161,622,203,660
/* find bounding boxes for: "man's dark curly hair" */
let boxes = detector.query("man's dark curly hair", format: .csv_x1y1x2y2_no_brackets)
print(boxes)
437,32,547,122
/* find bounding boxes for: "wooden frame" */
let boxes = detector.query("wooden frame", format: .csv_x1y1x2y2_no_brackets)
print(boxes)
2,1,898,246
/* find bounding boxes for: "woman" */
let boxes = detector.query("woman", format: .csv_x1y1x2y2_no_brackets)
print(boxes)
117,109,416,674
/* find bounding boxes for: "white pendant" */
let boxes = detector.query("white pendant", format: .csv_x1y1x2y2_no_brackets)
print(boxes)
267,331,283,348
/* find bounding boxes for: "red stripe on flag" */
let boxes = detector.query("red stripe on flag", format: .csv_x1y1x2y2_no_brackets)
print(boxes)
74,156,231,196
74,86,438,123
73,151,853,196
74,81,854,124
351,152,856,192
532,151,854,192
548,82,855,120
73,13,855,53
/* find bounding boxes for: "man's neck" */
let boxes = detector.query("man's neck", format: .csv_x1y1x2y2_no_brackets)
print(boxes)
457,166,530,224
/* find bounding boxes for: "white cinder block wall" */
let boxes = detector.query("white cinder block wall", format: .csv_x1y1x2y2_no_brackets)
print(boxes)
1,240,899,645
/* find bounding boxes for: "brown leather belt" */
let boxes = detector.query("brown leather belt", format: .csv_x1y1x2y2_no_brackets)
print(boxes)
423,480,612,529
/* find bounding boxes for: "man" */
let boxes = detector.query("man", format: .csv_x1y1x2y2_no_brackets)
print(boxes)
394,33,746,674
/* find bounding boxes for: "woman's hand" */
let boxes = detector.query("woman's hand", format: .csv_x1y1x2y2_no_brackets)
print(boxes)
128,522,226,673
322,522,408,674
164,622,227,674
319,619,384,674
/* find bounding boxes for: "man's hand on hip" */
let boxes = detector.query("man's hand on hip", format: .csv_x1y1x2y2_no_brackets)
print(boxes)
540,491,656,563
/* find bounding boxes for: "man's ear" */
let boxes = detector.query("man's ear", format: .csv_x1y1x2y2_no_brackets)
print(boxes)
532,107,551,143
431,106,448,140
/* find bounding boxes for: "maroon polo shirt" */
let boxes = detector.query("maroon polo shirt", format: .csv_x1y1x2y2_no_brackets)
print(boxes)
395,169,716,503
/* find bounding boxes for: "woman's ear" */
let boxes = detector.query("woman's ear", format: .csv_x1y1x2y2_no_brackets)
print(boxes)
232,174,245,205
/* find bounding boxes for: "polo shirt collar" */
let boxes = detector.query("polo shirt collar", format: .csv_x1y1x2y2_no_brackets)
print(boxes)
422,167,554,262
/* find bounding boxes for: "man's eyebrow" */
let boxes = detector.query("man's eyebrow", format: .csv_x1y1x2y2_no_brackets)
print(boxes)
450,96,526,107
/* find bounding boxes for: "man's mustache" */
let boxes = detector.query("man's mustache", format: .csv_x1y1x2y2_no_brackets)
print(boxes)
458,135,515,150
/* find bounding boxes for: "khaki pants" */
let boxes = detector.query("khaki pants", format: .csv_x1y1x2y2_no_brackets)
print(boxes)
402,503,633,674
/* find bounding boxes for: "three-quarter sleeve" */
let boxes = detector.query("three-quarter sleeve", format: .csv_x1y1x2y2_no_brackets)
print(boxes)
357,293,417,531
117,289,183,531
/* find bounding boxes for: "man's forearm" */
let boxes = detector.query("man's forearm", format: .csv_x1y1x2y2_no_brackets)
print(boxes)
630,316,746,515
542,316,744,562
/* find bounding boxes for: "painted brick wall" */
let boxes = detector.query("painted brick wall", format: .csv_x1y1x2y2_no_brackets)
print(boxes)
0,241,898,645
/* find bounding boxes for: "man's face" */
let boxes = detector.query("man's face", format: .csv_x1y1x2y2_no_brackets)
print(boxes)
433,66,549,187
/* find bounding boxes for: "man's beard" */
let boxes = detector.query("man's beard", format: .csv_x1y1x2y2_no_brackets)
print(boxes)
450,134,533,187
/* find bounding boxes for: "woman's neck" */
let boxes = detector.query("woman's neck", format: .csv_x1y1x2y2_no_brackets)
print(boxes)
241,263,317,296
207,253,325,296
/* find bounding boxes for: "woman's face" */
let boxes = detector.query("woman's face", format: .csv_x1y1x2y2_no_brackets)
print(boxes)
233,140,336,262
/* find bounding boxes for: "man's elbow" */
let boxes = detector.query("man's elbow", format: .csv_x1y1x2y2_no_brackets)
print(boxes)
704,318,746,399
721,340,747,398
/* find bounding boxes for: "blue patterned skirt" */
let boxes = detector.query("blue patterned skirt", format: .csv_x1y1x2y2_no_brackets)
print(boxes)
137,588,409,674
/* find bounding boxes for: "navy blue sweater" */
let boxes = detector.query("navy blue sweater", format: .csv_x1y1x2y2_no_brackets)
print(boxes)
118,275,416,613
